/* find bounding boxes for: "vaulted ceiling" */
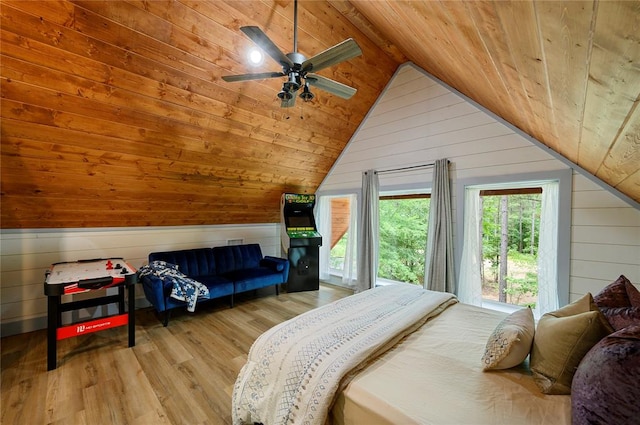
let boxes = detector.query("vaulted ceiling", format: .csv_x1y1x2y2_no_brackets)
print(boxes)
1,1,638,228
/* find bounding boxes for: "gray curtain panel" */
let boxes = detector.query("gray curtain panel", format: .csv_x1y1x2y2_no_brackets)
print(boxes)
424,159,455,293
356,170,379,293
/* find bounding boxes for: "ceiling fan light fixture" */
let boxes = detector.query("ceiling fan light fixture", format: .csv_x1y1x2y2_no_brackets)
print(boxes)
247,48,264,66
299,83,314,102
283,72,300,93
277,90,293,101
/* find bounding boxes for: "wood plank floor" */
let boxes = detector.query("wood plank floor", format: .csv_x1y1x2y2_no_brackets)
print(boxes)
1,284,352,424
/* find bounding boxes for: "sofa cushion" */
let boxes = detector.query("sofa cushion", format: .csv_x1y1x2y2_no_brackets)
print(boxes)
149,248,216,277
231,267,285,293
572,325,640,425
194,275,234,298
212,244,263,274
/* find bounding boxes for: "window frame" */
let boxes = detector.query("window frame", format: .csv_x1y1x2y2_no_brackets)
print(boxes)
455,169,572,308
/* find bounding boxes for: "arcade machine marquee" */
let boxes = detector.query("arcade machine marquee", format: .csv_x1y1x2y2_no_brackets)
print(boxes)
281,193,322,292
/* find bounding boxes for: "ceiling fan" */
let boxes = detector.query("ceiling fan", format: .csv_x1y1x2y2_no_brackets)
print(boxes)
222,0,362,108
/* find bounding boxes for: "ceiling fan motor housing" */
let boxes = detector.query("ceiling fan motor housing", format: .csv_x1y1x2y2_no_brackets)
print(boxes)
286,52,306,70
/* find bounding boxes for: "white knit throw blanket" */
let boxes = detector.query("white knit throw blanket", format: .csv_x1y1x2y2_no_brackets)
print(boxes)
232,283,457,425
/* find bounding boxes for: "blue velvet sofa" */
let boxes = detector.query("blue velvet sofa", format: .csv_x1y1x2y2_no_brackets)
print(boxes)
140,244,289,326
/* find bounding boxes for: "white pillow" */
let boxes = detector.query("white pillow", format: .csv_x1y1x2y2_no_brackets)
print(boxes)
482,307,535,370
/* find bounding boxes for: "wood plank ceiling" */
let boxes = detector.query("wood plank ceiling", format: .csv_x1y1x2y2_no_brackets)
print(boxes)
1,1,638,228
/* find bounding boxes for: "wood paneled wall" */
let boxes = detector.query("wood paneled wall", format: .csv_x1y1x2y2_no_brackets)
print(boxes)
319,64,640,300
330,197,350,247
0,0,399,228
2,0,639,231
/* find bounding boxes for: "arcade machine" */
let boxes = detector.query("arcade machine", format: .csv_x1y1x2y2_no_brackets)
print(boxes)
280,193,323,292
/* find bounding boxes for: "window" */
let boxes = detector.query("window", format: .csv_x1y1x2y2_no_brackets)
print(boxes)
378,194,430,285
316,194,357,287
318,191,431,288
456,169,572,316
328,197,354,274
479,189,542,307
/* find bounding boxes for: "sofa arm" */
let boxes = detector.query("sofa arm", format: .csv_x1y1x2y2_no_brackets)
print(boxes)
261,256,285,271
261,256,290,281
140,274,169,312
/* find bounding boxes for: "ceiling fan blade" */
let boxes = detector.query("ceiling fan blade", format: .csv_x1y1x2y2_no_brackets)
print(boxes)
305,74,357,99
222,72,285,82
301,38,362,73
240,26,294,69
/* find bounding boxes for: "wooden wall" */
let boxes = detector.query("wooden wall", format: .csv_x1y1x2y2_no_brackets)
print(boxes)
0,0,397,228
330,197,350,247
319,64,640,300
0,224,282,336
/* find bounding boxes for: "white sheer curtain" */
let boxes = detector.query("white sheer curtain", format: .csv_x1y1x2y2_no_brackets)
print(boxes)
424,159,455,293
356,170,379,293
342,194,358,285
315,196,331,281
457,188,483,305
535,182,559,316
315,194,358,286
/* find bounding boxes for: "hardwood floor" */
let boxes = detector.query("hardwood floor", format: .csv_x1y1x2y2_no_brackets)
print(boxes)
1,284,352,424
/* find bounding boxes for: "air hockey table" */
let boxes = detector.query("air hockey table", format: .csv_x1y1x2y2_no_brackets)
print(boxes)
44,258,138,370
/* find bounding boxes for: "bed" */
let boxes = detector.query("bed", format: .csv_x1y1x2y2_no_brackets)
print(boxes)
331,302,570,425
232,283,571,425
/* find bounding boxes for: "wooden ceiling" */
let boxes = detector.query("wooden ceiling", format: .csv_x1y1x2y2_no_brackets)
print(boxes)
1,1,638,229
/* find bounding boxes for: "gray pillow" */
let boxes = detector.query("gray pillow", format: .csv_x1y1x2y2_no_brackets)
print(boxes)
481,307,534,370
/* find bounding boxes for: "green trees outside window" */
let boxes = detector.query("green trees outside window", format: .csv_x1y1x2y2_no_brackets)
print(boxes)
480,192,541,307
378,197,430,285
331,190,540,308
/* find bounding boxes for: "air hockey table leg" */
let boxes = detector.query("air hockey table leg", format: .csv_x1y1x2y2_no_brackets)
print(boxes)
127,284,135,347
47,295,60,371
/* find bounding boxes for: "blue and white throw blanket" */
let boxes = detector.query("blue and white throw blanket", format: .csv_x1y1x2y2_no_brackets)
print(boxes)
232,283,457,425
138,261,209,312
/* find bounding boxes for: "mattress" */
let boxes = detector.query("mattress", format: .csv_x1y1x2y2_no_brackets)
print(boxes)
330,303,571,425
232,284,457,425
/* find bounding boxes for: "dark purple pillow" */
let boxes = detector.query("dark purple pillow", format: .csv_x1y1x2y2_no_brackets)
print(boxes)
571,325,640,425
594,275,640,331
598,306,640,332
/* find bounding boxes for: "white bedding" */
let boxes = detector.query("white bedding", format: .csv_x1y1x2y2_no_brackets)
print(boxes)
330,302,571,425
232,284,457,425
